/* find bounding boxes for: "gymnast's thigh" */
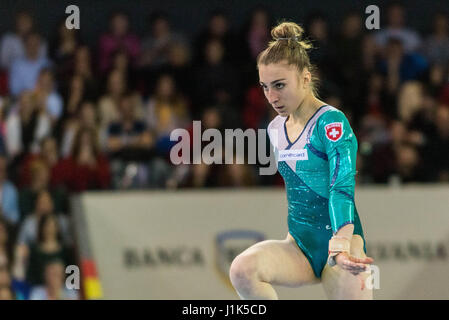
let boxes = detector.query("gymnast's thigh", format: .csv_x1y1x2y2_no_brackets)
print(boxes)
320,234,373,300
237,232,320,287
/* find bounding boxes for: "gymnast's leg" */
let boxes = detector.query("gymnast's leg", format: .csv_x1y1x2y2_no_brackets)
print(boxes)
321,235,373,300
229,233,319,300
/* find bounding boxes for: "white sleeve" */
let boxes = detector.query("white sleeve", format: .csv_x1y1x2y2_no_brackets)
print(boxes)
5,114,21,158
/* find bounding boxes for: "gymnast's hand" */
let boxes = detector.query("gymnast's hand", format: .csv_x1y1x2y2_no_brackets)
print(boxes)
335,252,374,289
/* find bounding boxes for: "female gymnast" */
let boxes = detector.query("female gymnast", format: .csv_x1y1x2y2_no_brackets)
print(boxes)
229,21,374,300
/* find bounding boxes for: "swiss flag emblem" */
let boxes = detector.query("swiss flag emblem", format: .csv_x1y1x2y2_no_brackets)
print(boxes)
325,122,343,141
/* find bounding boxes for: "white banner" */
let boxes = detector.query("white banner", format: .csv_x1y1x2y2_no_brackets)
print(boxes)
78,186,449,299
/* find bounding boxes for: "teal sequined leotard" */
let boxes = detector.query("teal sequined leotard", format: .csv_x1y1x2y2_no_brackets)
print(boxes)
267,105,366,278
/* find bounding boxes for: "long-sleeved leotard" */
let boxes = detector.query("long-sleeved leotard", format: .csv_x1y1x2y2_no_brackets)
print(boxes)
267,105,366,278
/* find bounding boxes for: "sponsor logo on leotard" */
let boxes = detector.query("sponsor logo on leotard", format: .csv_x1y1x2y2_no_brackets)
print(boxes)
278,149,308,161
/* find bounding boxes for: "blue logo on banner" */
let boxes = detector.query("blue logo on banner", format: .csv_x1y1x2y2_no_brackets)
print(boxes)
214,230,266,289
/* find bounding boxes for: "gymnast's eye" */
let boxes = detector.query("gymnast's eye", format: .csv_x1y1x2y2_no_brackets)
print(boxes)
275,83,285,89
260,84,268,91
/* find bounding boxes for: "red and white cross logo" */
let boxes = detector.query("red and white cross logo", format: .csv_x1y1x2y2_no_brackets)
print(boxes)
325,122,343,142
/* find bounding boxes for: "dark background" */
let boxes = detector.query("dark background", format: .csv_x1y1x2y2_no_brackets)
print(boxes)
0,0,447,45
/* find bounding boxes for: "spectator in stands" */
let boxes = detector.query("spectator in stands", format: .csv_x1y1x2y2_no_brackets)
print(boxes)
0,155,19,225
190,162,219,188
57,128,110,192
242,6,272,62
305,12,333,79
357,73,391,178
0,259,16,300
426,63,448,99
17,190,71,247
334,11,366,120
0,258,24,300
0,286,14,300
394,143,424,183
0,10,47,70
396,82,442,178
187,108,224,188
60,100,99,157
359,35,390,120
218,162,257,187
193,11,239,66
49,20,81,86
157,42,193,97
17,136,63,190
364,120,399,183
18,159,68,221
429,105,449,181
98,69,143,138
439,76,449,107
421,12,449,70
193,38,239,115
107,93,153,160
5,90,52,160
376,37,428,107
397,81,426,124
106,93,154,188
242,82,274,130
110,48,138,90
32,68,63,123
58,47,98,126
25,214,74,286
362,72,389,119
366,80,432,184
361,34,380,75
0,217,13,266
379,82,430,182
98,11,141,74
62,75,86,123
29,259,78,300
71,46,98,100
139,12,187,70
312,66,343,115
11,244,30,298
145,73,189,157
374,1,422,54
0,98,7,154
407,87,439,135
405,88,441,178
9,32,51,97
76,102,98,133
238,5,272,88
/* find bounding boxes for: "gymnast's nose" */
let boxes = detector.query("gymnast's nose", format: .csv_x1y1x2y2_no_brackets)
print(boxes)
266,88,280,105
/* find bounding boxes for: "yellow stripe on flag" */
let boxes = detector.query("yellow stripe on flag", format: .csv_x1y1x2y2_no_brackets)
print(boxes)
84,277,103,299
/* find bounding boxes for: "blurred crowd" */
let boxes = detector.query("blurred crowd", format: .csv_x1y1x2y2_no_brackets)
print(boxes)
0,2,448,299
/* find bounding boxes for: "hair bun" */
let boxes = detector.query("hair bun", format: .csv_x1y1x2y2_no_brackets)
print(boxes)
271,22,304,41
271,21,312,49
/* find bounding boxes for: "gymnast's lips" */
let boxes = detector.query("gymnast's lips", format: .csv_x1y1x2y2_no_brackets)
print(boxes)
274,105,285,110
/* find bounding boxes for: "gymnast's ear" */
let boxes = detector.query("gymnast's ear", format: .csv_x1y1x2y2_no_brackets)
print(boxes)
300,68,312,89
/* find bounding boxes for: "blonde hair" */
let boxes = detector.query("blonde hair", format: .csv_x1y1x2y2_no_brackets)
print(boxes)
257,21,319,97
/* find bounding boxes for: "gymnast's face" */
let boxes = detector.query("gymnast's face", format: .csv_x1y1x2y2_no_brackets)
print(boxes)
258,61,311,117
